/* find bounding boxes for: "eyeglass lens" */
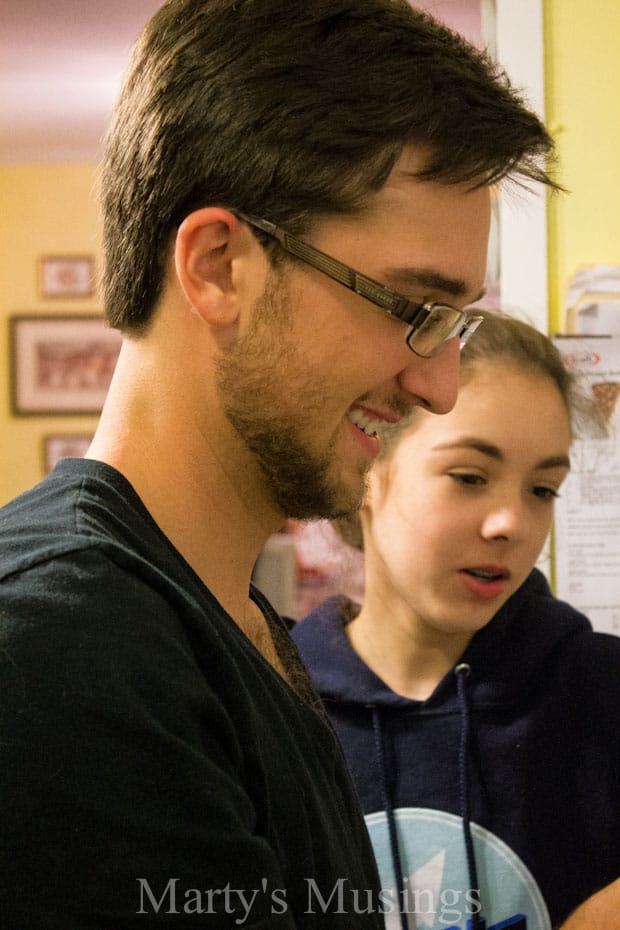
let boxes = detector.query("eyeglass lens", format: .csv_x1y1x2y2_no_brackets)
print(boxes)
407,307,477,357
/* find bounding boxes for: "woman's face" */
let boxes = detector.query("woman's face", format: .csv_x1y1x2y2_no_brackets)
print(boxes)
363,361,572,637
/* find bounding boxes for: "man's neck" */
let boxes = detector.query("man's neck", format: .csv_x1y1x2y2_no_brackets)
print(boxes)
88,341,286,626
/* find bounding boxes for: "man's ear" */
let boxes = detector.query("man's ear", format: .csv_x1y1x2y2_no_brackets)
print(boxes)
174,207,247,325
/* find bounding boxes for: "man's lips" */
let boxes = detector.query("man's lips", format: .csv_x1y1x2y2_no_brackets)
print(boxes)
459,565,511,600
347,404,402,439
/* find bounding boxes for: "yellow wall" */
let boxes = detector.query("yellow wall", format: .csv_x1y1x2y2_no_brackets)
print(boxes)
0,165,102,504
544,0,620,331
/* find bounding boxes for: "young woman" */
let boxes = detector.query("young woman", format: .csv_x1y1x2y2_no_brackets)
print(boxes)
292,310,620,930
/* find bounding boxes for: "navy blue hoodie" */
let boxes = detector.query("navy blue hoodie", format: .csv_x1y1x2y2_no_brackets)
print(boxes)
292,569,620,930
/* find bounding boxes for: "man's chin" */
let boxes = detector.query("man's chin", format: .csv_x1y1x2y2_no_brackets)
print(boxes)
278,470,367,523
304,469,368,522
284,492,363,523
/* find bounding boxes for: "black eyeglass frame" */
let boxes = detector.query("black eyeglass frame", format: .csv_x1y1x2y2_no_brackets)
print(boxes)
233,210,484,358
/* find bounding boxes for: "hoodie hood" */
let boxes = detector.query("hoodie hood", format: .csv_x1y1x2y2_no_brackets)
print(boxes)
292,568,592,710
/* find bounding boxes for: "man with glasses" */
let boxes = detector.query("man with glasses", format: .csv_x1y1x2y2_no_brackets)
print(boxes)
231,212,486,358
0,2,559,927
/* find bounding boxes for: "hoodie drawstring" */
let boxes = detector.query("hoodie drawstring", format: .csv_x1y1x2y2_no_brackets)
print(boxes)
371,666,484,930
455,662,484,930
371,706,409,930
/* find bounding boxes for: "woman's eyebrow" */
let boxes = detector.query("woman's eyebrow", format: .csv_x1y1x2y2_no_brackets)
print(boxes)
432,437,571,470
536,454,571,470
432,437,503,459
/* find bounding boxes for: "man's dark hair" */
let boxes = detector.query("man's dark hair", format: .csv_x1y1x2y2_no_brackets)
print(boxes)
101,0,559,332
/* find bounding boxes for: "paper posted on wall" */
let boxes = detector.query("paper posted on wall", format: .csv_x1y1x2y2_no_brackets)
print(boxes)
553,335,620,636
564,264,620,335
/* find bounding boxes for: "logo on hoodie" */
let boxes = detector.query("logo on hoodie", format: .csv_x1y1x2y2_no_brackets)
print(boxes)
366,807,551,930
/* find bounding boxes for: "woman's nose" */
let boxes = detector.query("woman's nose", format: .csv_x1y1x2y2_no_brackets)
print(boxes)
481,502,527,542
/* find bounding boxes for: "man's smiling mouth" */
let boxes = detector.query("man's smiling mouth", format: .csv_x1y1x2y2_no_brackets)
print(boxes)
347,404,403,440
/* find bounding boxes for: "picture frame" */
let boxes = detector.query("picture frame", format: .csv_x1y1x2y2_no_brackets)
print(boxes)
43,433,93,473
10,314,122,415
38,255,95,299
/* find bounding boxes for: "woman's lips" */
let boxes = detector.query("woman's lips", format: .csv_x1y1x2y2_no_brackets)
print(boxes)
459,566,511,600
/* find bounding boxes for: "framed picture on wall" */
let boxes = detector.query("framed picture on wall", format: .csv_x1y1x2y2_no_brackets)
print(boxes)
10,314,121,415
43,433,93,473
38,255,95,298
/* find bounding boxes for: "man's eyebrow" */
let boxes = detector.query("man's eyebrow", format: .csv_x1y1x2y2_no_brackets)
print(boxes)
432,437,571,470
383,266,485,303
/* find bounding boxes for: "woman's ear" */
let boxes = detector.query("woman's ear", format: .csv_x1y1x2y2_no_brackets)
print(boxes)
364,459,389,514
174,207,246,325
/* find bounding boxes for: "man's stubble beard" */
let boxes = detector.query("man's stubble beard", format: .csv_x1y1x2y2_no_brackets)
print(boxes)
215,268,368,521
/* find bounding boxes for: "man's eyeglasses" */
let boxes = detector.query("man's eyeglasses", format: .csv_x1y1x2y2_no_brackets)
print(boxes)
233,211,484,358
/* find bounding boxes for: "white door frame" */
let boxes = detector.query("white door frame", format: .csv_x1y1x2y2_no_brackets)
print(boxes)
484,0,549,331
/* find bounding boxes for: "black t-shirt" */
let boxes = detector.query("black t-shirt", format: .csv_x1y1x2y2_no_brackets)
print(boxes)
0,459,382,928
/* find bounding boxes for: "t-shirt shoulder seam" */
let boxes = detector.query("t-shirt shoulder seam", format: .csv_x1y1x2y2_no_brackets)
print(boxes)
0,536,125,584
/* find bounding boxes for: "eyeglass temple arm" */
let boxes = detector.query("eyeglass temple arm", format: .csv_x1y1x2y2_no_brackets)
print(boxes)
234,212,426,327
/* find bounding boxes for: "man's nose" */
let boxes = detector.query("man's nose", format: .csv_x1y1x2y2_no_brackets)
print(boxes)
397,335,460,414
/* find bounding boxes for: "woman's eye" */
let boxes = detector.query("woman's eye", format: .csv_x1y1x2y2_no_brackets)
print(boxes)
532,486,560,501
449,472,485,487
